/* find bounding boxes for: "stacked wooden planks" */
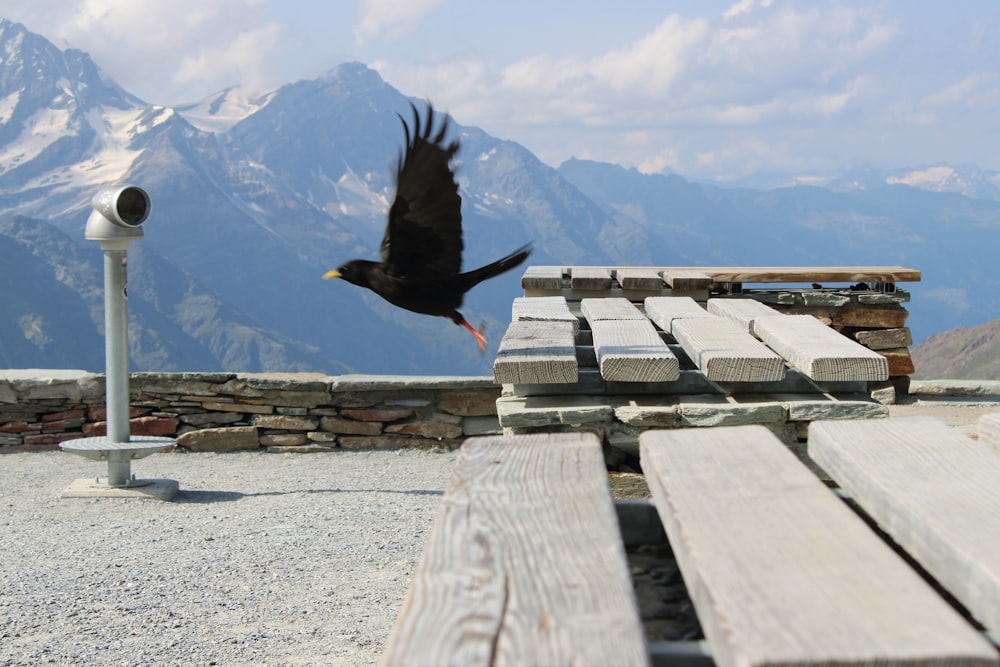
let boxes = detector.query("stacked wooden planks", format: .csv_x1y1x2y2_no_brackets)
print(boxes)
494,294,888,387
580,298,679,383
493,292,893,450
493,297,578,385
646,297,786,383
519,265,918,395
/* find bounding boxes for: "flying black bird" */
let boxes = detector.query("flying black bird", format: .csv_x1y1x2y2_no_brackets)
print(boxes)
323,103,532,351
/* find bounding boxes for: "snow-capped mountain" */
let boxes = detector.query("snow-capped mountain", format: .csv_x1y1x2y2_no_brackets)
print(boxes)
2,17,1000,375
0,19,619,374
174,87,275,134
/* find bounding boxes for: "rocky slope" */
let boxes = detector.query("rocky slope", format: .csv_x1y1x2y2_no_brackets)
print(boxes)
911,318,1000,380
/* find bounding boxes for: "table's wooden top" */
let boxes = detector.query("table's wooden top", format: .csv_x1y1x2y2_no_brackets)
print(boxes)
522,266,921,292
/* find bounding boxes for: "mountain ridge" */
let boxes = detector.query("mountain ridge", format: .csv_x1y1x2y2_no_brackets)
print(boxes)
912,318,1000,381
1,18,998,377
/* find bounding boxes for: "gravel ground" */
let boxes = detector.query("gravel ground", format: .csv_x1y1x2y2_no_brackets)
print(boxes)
0,448,457,667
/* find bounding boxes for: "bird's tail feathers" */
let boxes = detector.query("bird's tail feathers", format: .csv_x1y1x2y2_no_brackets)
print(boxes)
462,243,533,288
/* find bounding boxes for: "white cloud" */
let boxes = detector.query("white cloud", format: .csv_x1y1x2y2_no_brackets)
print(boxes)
354,0,446,45
173,23,284,92
589,14,709,97
4,0,988,179
921,72,1000,110
0,0,283,103
378,1,897,158
723,0,772,21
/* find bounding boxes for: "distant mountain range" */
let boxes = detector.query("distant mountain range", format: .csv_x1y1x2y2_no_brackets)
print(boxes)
911,319,1000,381
1,17,999,376
717,164,1000,202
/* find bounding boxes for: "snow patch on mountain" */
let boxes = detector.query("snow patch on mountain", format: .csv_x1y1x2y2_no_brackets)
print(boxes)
0,90,20,123
887,166,957,189
0,107,73,174
176,87,274,133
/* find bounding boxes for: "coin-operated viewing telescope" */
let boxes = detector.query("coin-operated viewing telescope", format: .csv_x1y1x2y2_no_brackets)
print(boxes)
84,185,152,243
62,185,177,499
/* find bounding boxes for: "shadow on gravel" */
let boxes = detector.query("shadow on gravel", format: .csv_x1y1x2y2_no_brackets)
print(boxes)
172,488,444,503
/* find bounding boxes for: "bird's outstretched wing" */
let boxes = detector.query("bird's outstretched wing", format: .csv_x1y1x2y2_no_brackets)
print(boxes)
380,102,463,279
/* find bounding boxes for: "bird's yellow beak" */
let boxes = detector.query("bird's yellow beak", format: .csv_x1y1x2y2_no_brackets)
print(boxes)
323,270,342,280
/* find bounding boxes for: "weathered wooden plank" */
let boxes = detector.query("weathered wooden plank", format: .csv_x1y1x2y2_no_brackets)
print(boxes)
809,416,1000,638
614,268,665,291
701,266,921,284
707,298,782,335
522,265,921,290
492,321,578,385
520,265,564,291
753,314,889,381
589,319,679,382
569,266,614,290
644,296,713,333
660,270,713,290
981,413,1000,451
511,296,579,333
671,317,786,382
380,434,649,667
580,297,644,322
640,425,998,667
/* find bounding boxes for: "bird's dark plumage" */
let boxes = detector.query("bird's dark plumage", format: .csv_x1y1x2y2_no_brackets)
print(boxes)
324,102,532,350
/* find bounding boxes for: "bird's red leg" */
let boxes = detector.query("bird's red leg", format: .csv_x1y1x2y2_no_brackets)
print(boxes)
461,319,487,351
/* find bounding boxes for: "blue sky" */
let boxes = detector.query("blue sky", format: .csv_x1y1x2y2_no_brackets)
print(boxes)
2,0,999,181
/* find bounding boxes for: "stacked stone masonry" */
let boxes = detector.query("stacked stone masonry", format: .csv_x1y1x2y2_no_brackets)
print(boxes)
0,371,501,452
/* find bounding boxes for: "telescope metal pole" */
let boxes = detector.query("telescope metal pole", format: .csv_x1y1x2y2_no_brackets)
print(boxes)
101,240,132,486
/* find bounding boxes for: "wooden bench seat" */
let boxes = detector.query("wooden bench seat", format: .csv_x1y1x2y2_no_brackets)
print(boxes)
809,416,1000,639
670,316,786,382
753,314,889,382
571,266,614,291
379,434,648,667
510,295,579,332
660,270,713,291
644,296,715,332
640,424,998,667
614,268,665,291
582,298,679,383
520,265,564,291
707,297,783,336
493,320,578,385
644,297,786,382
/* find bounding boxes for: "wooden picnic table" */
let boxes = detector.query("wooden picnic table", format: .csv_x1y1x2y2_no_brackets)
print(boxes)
491,266,927,462
496,294,890,386
381,414,1000,666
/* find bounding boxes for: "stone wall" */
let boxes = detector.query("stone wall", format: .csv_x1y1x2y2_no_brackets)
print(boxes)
0,370,501,452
